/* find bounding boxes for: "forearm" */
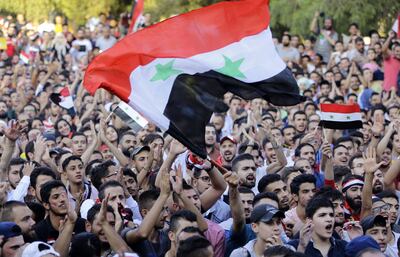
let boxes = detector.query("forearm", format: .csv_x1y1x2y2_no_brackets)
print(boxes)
103,138,130,166
324,158,334,181
377,131,392,157
208,167,227,191
155,153,177,188
384,160,400,189
310,17,318,33
274,144,287,168
81,138,98,166
0,138,15,181
361,173,373,218
102,224,131,253
53,223,74,257
229,187,245,233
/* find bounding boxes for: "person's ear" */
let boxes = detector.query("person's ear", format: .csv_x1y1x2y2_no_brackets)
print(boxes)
141,208,148,218
42,202,50,211
292,194,299,203
85,221,92,232
251,222,259,233
168,231,175,242
28,186,35,196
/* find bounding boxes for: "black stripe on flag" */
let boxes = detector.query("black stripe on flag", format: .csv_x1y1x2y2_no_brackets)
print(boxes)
319,120,363,130
164,67,305,158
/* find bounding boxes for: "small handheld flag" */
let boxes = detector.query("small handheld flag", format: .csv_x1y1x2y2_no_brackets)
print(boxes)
319,103,362,130
113,101,148,132
49,87,76,116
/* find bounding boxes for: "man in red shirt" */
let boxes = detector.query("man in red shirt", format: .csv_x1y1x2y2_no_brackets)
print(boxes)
382,31,400,92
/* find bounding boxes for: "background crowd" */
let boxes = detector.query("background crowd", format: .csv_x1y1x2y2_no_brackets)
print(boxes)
0,7,399,257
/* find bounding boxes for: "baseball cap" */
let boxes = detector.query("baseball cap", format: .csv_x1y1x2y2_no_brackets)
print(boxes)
22,241,60,257
345,235,380,257
250,204,284,223
0,222,22,240
220,135,237,145
43,133,56,142
360,214,386,233
130,145,150,159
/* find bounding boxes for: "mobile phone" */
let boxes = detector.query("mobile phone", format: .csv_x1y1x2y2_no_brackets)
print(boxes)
79,45,86,52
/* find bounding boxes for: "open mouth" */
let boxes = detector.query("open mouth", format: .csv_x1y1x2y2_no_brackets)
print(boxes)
325,224,333,231
246,175,255,181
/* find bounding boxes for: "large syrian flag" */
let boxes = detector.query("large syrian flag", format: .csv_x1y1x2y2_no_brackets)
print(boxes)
319,104,362,130
84,0,305,158
128,0,145,33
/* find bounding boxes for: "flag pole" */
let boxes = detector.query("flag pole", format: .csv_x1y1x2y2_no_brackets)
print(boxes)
209,159,228,175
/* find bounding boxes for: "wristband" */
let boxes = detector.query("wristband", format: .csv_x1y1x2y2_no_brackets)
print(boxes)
204,162,214,172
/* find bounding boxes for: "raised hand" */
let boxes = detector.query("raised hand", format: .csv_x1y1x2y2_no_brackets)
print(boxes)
299,220,313,250
321,141,332,159
3,120,23,141
170,165,183,194
169,139,187,156
223,171,240,189
22,162,36,177
363,147,384,174
159,170,171,196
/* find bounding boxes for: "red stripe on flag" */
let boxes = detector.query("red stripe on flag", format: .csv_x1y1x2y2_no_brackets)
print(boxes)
398,13,400,39
84,0,270,101
128,0,144,33
320,103,360,114
60,87,70,97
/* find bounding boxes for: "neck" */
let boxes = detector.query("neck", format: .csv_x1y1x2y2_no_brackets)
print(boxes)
49,211,66,231
254,239,267,257
206,145,214,153
165,244,177,257
296,204,306,222
312,232,331,247
69,181,84,197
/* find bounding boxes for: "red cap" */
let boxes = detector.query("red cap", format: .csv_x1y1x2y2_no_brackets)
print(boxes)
220,135,237,145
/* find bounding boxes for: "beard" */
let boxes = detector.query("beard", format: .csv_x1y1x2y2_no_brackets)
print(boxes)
283,42,290,47
346,195,361,212
0,112,8,119
205,142,215,148
373,182,384,194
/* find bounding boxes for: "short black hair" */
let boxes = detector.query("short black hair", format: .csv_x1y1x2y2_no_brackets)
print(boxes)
169,210,197,233
290,174,316,195
142,133,164,146
293,110,307,120
263,245,294,257
40,180,66,204
305,196,334,218
70,232,101,257
71,132,87,141
122,168,137,182
257,174,281,193
294,143,314,157
1,201,27,221
30,167,57,189
61,155,83,171
86,204,115,224
333,144,348,155
281,166,304,184
314,186,344,202
333,166,351,183
348,153,363,169
232,153,254,172
253,192,279,207
138,189,160,211
98,180,123,200
376,190,398,203
177,236,212,257
90,160,116,190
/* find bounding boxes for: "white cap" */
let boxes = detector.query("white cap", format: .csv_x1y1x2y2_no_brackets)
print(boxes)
21,242,59,257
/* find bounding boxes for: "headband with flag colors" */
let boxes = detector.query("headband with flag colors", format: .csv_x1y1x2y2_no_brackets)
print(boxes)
84,0,304,158
342,179,364,193
319,103,362,130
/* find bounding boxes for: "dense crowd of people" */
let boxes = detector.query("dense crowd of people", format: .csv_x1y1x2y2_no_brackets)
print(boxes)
0,8,399,257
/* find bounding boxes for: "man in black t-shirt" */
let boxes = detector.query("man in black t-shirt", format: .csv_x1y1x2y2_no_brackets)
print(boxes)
34,180,86,244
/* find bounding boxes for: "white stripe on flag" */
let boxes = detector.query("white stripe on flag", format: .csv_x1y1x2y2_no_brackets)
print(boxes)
128,27,285,130
321,112,362,122
60,96,75,109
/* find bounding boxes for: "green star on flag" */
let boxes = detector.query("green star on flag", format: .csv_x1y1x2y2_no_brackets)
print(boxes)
216,55,246,79
151,60,182,82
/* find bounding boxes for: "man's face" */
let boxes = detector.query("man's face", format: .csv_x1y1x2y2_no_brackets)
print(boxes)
0,101,8,115
320,84,330,96
340,141,355,155
35,175,54,202
252,217,282,241
263,142,277,163
119,135,137,153
366,226,388,252
204,126,216,147
229,99,241,113
183,189,202,212
282,35,290,46
271,129,283,145
236,159,256,188
194,170,211,194
133,150,149,172
332,199,345,226
283,128,296,146
46,187,68,215
90,212,115,242
240,193,254,219
333,146,349,166
295,159,313,174
8,164,22,189
300,145,315,166
266,180,290,211
220,141,236,163
295,183,316,207
104,186,126,209
381,197,399,225
294,114,307,133
351,158,364,176
312,207,334,240
13,205,35,236
210,116,224,131
71,135,87,156
171,219,198,244
65,159,84,184
394,45,400,60
124,175,138,198
393,134,400,154
345,185,362,211
2,235,25,257
324,19,333,30
372,170,384,194
17,113,29,129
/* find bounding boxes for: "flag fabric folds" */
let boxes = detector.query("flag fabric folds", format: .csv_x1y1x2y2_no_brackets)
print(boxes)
113,101,148,132
319,104,362,130
84,0,305,158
